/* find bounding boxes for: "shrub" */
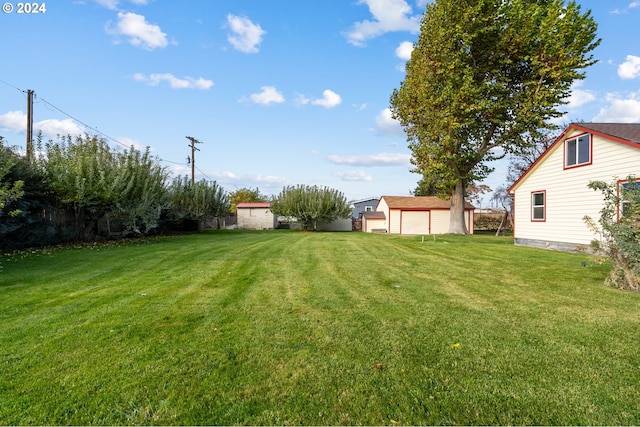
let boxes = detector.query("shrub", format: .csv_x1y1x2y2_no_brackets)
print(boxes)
585,176,640,291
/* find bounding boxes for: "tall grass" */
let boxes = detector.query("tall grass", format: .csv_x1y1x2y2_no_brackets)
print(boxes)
1,231,639,425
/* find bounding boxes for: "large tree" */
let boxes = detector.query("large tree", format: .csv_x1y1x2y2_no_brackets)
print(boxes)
271,185,350,231
390,0,600,233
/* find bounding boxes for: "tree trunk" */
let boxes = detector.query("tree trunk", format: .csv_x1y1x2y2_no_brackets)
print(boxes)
448,179,468,234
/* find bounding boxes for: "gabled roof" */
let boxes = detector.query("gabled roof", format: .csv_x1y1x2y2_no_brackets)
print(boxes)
350,197,379,204
236,202,271,208
576,123,640,145
508,122,640,194
380,196,474,210
362,211,386,219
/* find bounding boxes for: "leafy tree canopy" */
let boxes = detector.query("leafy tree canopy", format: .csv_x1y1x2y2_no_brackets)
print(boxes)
390,0,600,233
0,137,24,217
229,187,267,214
271,185,350,231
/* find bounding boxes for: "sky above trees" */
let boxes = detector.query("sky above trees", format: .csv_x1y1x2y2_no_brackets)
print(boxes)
1,0,639,205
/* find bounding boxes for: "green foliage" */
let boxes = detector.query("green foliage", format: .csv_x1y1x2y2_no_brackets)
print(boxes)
390,0,600,233
229,187,267,213
0,137,58,249
33,134,168,238
585,177,640,291
0,137,25,218
271,184,350,231
166,176,230,231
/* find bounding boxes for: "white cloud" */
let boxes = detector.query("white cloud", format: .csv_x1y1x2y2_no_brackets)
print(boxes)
206,170,289,188
294,93,310,106
395,41,414,60
618,55,640,79
333,170,373,182
36,118,85,137
248,86,285,105
344,0,421,47
133,73,213,89
327,152,411,167
226,14,265,53
593,91,640,123
0,110,84,138
94,0,151,10
375,108,404,136
0,110,27,133
566,81,596,108
108,12,168,50
116,136,147,151
311,90,342,108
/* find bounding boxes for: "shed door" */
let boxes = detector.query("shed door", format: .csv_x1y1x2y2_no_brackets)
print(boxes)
401,211,429,235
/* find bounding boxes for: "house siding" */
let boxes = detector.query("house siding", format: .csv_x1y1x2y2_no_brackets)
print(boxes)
430,210,450,234
512,129,640,249
351,198,379,219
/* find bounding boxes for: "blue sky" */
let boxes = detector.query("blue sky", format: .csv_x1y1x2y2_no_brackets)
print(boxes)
1,0,639,205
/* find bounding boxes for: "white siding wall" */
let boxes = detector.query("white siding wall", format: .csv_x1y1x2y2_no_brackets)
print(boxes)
429,210,448,234
389,210,401,234
237,208,276,230
513,131,640,247
400,211,429,234
364,218,386,232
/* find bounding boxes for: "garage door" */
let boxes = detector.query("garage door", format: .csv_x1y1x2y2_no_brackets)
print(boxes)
401,210,429,234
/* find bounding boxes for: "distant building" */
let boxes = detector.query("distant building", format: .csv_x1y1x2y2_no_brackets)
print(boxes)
236,202,277,230
350,197,379,219
362,196,474,235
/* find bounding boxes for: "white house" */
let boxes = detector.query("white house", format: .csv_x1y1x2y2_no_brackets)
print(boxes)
362,196,474,235
236,202,277,230
508,122,640,251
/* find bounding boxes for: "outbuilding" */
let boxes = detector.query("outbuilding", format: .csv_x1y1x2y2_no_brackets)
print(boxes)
236,202,277,230
363,196,475,235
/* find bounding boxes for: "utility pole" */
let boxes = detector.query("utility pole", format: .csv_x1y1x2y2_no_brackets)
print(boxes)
26,89,34,163
186,136,202,184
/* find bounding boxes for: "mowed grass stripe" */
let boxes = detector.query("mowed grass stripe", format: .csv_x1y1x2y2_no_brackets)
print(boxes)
1,231,639,425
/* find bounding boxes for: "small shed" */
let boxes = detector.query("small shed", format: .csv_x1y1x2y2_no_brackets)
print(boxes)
362,211,386,233
236,202,277,230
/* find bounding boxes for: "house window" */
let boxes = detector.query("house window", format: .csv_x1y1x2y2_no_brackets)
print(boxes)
619,179,640,218
531,191,545,221
365,206,373,212
565,134,591,168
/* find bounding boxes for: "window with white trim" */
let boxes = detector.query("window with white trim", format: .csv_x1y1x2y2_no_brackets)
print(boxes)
565,134,591,168
531,191,545,221
365,206,373,212
620,179,640,218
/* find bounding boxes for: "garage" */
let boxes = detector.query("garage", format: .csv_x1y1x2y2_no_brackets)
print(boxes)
400,210,429,235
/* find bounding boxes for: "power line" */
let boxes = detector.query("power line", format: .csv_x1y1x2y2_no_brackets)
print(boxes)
1,80,192,169
1,81,232,185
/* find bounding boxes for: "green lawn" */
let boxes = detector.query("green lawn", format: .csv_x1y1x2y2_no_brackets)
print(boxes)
1,231,639,425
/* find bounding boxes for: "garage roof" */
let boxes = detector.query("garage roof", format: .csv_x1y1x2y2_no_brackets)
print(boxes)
381,196,474,210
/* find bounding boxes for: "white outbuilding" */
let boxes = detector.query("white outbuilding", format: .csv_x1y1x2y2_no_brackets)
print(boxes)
236,202,277,230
